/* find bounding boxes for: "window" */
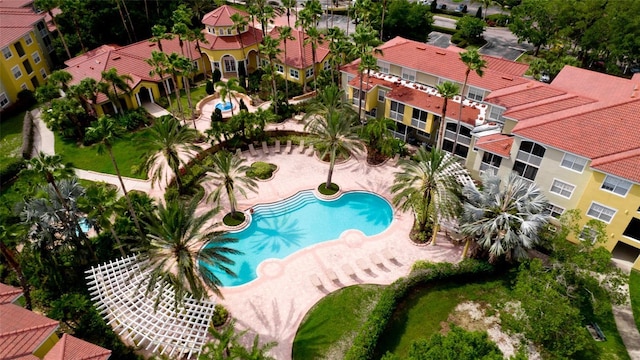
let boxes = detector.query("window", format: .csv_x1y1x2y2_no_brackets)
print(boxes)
40,68,47,78
513,141,545,181
601,175,632,196
323,61,331,71
24,33,33,46
23,59,33,74
2,47,11,60
545,204,565,218
218,29,224,35
443,122,472,158
260,58,269,67
0,93,9,108
207,26,215,34
42,35,52,52
378,60,389,74
389,101,404,121
21,83,28,90
275,63,284,73
14,42,25,57
579,226,598,243
12,65,22,79
289,68,299,79
30,76,39,88
402,68,416,82
226,28,233,35
489,106,504,122
466,86,484,101
480,152,502,174
223,58,236,72
390,122,408,140
352,88,362,105
36,21,47,37
31,51,41,64
411,108,428,130
623,217,640,242
587,202,616,223
560,153,587,172
550,179,575,198
305,68,314,78
378,89,386,102
212,61,220,70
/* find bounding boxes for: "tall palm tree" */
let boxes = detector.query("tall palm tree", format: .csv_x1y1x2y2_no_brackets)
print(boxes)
214,78,246,116
304,86,363,188
459,172,550,262
351,24,381,120
100,68,133,114
78,182,126,257
205,151,258,217
279,26,295,102
147,51,173,110
140,198,241,305
304,26,323,93
453,49,486,156
360,116,396,163
200,319,245,359
166,52,186,122
23,152,74,210
0,225,33,310
434,81,460,151
86,115,144,237
114,0,133,43
230,13,249,62
281,0,297,27
142,116,200,191
150,25,173,53
259,36,282,115
231,334,277,360
35,0,72,59
391,148,466,242
177,57,196,126
380,0,388,41
48,69,73,92
357,53,379,121
326,27,350,86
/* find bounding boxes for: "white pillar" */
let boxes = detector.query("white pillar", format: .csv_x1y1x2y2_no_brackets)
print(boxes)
148,88,154,104
135,92,141,107
112,102,118,114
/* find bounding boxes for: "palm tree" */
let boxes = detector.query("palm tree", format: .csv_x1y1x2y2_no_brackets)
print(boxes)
434,81,460,151
205,151,258,217
142,116,200,192
304,86,363,188
177,57,196,126
86,115,144,237
459,172,550,262
140,198,241,305
23,152,74,210
200,319,245,359
380,0,388,41
0,225,33,310
214,78,245,116
259,36,282,115
357,52,379,121
48,69,73,92
231,334,277,360
360,117,396,163
114,0,133,43
391,149,466,243
281,0,297,27
453,49,486,156
230,13,249,62
166,52,187,122
78,182,126,257
35,0,72,59
351,24,381,120
147,51,173,111
150,25,173,53
279,26,295,102
304,26,323,93
100,67,133,114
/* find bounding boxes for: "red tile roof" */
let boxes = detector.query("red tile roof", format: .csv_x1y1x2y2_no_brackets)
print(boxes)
201,27,263,50
0,283,22,304
270,27,330,69
590,148,640,184
551,65,637,106
0,303,59,359
202,5,248,27
0,0,33,8
504,95,596,119
0,7,45,48
475,133,514,157
44,334,111,360
484,82,567,109
363,37,530,92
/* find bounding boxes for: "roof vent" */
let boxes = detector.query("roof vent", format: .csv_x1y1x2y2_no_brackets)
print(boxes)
112,56,121,60
416,45,426,50
435,51,446,55
501,76,513,81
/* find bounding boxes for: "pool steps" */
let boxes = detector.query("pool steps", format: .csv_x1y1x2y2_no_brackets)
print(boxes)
252,191,316,218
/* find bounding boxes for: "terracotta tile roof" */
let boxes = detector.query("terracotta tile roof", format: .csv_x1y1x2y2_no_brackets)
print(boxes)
347,73,393,92
0,0,33,8
202,5,248,27
475,133,514,157
44,334,111,360
551,65,638,106
0,283,22,304
590,148,640,184
504,95,596,119
201,27,263,50
63,38,200,104
0,303,59,359
371,37,530,91
484,82,567,109
0,7,45,48
270,27,330,69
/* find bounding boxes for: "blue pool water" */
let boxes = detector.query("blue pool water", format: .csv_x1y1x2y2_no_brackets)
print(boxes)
215,101,233,111
201,190,393,287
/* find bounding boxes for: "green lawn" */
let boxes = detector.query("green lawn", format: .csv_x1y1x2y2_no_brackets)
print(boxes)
631,270,640,332
167,84,208,120
55,130,152,179
0,110,26,170
292,285,384,360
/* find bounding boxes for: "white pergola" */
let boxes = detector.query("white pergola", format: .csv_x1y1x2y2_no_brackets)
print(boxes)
85,255,217,359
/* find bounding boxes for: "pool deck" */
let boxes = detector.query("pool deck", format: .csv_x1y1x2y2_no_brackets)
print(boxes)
203,135,463,359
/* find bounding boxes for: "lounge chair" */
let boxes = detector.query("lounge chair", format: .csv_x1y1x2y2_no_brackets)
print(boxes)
307,144,314,157
392,154,401,166
356,259,370,272
274,140,281,153
342,264,356,278
235,148,243,159
284,140,292,154
370,254,384,267
262,141,270,155
382,249,397,264
298,139,306,153
310,274,323,288
326,269,339,283
248,143,258,157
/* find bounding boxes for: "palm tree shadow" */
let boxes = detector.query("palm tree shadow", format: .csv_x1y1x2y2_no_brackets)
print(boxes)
248,214,305,253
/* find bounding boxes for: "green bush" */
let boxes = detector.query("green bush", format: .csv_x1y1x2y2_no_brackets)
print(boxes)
345,259,495,360
0,159,25,187
156,96,169,109
205,80,214,95
117,108,149,131
450,32,468,48
246,161,276,180
212,68,222,84
212,304,230,327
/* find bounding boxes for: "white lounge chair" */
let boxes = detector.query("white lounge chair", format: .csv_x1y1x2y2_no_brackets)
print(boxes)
262,141,270,155
356,259,370,272
382,249,397,264
274,140,281,153
235,148,243,159
298,139,306,153
284,140,292,154
342,264,356,278
248,143,258,157
392,154,401,166
307,144,314,157
326,269,339,283
370,254,384,267
310,274,323,288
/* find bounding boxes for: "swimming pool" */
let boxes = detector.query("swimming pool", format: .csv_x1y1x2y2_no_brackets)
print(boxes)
201,190,393,287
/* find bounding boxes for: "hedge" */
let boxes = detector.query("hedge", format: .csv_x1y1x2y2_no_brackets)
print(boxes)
344,259,495,360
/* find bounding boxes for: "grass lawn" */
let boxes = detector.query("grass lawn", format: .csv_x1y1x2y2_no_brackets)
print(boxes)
55,130,152,179
631,270,640,332
167,84,208,120
292,285,384,360
0,110,26,170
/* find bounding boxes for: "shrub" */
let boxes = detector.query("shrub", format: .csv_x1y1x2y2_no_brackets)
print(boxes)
212,68,222,84
205,80,214,95
117,108,149,131
156,96,169,109
246,161,276,180
211,304,230,327
0,159,25,187
450,32,468,48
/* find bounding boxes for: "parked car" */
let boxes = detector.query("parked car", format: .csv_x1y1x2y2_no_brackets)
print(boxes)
455,4,468,12
436,3,446,10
